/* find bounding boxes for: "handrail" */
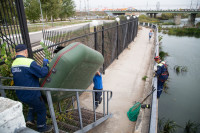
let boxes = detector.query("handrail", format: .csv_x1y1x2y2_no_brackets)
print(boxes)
139,22,158,133
0,80,113,133
149,24,158,133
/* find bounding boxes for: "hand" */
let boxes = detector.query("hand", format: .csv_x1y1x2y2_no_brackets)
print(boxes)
153,73,156,77
43,58,49,64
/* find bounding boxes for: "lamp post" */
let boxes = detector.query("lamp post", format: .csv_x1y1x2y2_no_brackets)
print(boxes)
116,17,120,59
92,20,98,50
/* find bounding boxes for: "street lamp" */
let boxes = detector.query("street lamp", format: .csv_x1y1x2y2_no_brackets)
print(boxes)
127,16,130,20
116,17,120,22
92,20,98,27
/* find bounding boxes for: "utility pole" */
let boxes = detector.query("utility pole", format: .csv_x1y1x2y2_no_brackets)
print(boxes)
156,2,160,10
87,0,89,17
80,0,82,18
190,0,193,9
146,2,148,10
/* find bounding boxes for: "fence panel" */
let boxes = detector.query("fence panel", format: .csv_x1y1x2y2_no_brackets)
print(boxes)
0,0,32,60
33,19,138,71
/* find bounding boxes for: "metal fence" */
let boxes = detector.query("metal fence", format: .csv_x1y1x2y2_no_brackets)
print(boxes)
0,0,32,58
33,18,138,73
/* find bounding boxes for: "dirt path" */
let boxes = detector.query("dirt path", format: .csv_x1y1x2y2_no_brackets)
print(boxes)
79,27,155,133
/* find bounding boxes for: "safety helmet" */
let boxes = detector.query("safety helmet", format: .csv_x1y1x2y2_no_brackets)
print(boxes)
154,56,160,61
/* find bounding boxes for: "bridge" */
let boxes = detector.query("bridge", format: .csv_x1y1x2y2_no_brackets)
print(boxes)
105,9,200,25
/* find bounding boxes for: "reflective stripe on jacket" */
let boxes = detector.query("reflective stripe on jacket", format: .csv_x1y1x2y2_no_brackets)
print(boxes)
11,55,49,101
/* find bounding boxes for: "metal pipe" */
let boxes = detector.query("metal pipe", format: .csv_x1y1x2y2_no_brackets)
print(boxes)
107,92,109,115
103,91,105,116
92,91,96,122
94,26,97,50
76,92,83,129
15,0,33,58
116,22,119,59
0,78,6,97
102,25,105,74
58,102,62,113
45,91,59,133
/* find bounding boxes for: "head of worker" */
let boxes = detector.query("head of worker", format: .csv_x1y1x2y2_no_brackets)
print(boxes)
15,44,28,57
154,56,161,63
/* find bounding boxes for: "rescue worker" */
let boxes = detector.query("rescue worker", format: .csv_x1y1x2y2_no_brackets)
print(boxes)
154,56,169,98
11,44,52,132
93,71,103,109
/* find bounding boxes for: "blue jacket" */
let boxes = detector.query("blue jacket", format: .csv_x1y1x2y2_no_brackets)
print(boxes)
156,61,169,82
93,73,103,90
11,55,49,101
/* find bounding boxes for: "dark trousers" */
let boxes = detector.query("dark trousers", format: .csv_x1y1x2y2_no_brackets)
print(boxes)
94,88,102,106
21,96,47,129
157,80,165,98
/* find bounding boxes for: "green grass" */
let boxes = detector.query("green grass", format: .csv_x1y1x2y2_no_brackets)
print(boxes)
184,120,200,133
161,27,200,38
142,76,148,81
162,22,176,25
159,51,169,60
139,14,160,23
27,20,92,32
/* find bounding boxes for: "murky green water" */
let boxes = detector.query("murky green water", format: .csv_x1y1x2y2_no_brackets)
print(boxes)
158,34,200,132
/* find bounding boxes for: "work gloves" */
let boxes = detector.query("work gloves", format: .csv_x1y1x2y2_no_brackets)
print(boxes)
43,58,49,66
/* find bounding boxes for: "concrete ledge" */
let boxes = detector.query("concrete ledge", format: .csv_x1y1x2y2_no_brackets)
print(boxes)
16,127,39,133
134,43,155,133
0,97,26,133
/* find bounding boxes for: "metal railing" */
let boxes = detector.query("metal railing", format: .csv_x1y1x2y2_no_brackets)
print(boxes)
139,22,158,133
0,77,113,133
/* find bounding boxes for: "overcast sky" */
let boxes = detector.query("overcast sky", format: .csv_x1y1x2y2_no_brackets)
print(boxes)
73,0,200,10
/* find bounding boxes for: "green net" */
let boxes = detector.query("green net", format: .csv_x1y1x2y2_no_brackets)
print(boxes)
127,102,141,122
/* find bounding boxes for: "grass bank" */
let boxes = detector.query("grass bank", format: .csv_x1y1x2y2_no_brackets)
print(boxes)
161,27,200,38
28,20,92,32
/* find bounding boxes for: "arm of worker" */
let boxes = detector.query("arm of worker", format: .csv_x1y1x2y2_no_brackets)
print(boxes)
29,60,49,78
96,71,101,76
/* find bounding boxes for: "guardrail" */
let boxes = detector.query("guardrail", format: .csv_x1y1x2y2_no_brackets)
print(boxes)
139,22,159,133
0,77,113,133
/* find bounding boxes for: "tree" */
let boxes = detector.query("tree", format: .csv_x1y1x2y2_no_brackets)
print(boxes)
59,0,76,21
24,0,41,23
41,0,61,22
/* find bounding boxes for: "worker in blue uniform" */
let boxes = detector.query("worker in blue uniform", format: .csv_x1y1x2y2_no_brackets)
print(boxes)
11,44,52,132
93,71,103,109
154,56,169,98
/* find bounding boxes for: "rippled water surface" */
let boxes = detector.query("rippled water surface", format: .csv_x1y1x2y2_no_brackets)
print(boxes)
158,33,200,132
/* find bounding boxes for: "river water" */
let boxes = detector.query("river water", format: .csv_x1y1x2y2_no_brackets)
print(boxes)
158,33,200,132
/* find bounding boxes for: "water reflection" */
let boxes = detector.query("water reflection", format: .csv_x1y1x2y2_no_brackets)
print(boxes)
158,33,200,133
